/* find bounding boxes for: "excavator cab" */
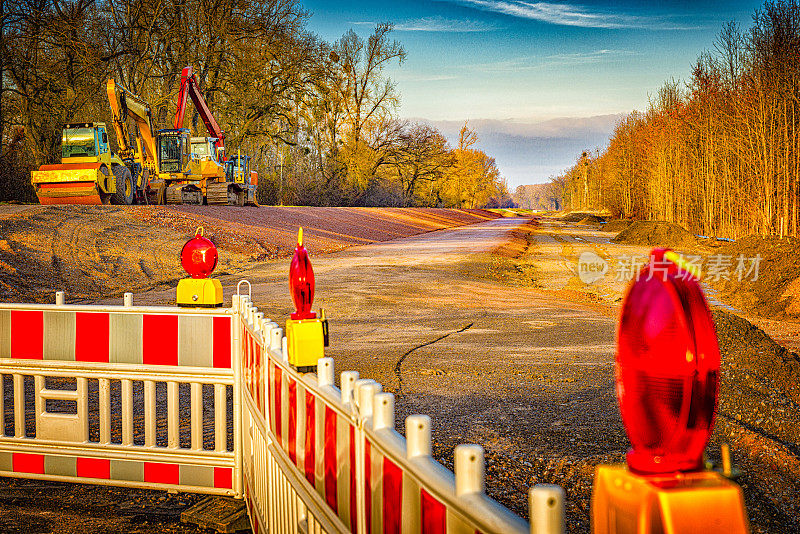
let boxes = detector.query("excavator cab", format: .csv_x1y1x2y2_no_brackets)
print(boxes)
190,137,225,166
157,129,190,174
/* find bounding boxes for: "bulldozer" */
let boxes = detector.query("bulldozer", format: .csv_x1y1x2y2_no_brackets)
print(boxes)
172,66,258,205
215,152,259,206
30,123,138,205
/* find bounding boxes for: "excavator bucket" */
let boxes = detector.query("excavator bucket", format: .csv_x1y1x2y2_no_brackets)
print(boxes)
31,163,104,205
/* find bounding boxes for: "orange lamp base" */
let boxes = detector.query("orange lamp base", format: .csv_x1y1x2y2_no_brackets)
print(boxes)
591,465,749,534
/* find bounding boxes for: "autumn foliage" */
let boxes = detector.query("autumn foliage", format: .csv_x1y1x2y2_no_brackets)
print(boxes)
0,0,508,207
557,0,800,238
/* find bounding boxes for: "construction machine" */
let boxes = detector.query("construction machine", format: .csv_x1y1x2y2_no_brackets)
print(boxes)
31,79,160,206
220,152,259,206
106,78,159,204
108,77,220,205
171,66,258,205
30,123,136,205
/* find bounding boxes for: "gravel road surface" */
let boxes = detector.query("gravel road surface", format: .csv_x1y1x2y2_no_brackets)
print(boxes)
0,208,797,533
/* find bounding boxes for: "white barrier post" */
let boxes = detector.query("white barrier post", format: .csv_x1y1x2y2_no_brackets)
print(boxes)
373,393,394,430
340,371,359,407
529,485,566,534
55,291,65,305
317,357,334,387
355,379,381,419
406,415,431,458
271,328,283,352
123,292,133,307
455,444,485,496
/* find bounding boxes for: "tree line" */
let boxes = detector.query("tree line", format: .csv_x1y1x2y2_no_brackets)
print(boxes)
0,0,511,207
554,0,800,238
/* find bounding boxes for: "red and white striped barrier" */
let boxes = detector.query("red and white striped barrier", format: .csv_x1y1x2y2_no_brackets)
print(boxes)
234,293,565,534
0,288,564,533
0,302,232,367
0,295,240,496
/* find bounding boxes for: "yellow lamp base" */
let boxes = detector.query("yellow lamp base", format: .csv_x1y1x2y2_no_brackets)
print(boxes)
286,318,324,372
591,465,749,534
176,278,223,307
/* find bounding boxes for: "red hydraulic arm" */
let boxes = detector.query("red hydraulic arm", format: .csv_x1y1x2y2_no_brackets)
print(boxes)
173,66,226,161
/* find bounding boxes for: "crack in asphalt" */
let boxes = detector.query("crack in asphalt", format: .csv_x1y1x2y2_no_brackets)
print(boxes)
394,323,474,395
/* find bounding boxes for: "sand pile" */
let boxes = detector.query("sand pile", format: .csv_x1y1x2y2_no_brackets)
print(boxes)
601,219,633,233
711,235,800,318
560,212,607,223
611,220,699,248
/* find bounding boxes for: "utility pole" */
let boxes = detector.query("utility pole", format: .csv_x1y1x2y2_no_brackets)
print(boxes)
279,146,284,207
583,153,589,208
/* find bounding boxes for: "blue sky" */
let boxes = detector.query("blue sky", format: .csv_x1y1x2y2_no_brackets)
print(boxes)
302,1,764,186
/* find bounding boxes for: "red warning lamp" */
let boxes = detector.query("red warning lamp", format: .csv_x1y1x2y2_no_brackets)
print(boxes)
592,248,747,534
616,248,720,475
289,227,316,320
180,227,218,279
176,227,222,307
286,227,326,373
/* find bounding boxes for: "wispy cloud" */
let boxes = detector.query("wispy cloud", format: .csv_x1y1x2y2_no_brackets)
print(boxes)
542,49,636,66
351,16,499,33
446,1,704,30
465,49,636,73
393,72,461,82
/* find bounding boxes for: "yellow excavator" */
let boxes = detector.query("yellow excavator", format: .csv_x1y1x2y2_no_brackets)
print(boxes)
105,78,161,204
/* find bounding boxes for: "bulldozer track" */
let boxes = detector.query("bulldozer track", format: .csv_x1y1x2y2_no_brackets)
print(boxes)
207,182,238,205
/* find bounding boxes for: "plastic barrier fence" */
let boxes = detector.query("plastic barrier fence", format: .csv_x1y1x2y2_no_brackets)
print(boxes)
233,292,565,534
0,289,564,533
0,297,240,496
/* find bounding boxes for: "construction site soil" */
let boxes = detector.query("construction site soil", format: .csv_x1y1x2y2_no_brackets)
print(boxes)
0,207,797,533
712,235,800,319
0,205,497,304
610,220,702,249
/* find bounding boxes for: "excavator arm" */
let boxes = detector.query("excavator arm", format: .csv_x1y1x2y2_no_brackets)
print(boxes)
173,66,226,161
106,79,157,172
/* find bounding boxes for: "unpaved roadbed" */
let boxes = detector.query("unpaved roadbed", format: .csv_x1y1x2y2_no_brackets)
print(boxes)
0,209,797,533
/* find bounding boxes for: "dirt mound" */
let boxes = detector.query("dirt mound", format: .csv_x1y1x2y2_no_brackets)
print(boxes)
161,206,499,256
712,309,800,530
601,219,632,233
560,212,606,223
611,220,699,248
711,235,800,318
0,205,498,304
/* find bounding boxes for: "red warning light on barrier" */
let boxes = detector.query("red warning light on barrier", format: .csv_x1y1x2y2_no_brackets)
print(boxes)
289,228,316,320
180,227,218,279
616,248,720,475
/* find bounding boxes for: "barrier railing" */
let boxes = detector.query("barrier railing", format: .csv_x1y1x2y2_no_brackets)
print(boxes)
0,288,564,533
233,291,565,534
0,296,240,496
